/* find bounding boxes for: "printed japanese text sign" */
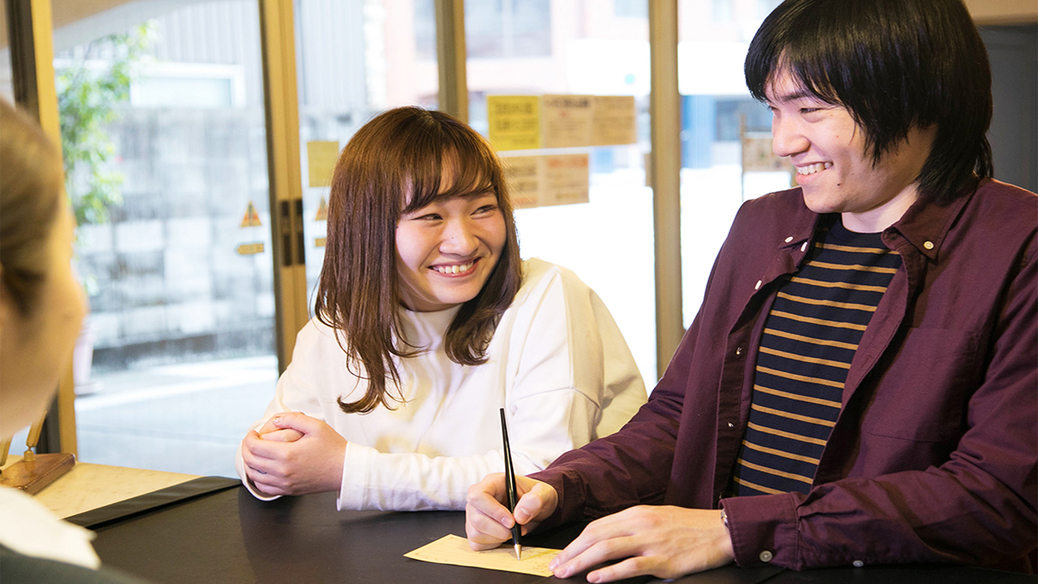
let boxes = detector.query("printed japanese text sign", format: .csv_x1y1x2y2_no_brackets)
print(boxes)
488,96,541,151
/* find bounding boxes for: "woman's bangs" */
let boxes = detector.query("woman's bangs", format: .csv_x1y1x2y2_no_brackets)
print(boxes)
401,157,444,213
404,148,497,214
439,152,497,200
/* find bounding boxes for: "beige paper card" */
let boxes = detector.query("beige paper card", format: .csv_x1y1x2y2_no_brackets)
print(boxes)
543,153,589,206
404,534,559,577
741,135,788,172
591,95,636,146
541,94,593,149
501,155,542,209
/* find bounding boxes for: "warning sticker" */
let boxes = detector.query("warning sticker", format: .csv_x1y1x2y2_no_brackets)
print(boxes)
240,202,262,228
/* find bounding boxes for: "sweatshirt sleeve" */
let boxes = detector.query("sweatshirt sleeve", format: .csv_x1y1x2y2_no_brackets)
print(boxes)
235,321,328,501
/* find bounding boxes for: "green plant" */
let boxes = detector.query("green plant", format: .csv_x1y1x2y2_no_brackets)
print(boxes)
57,23,153,225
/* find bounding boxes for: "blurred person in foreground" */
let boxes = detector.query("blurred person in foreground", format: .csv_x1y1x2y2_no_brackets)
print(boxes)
0,98,150,583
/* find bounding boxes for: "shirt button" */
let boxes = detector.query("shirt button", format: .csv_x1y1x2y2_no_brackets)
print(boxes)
853,560,864,568
923,241,934,250
784,236,793,243
754,280,762,290
759,550,774,563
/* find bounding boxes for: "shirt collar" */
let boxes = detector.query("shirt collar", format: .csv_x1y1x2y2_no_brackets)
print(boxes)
885,179,979,261
786,193,825,250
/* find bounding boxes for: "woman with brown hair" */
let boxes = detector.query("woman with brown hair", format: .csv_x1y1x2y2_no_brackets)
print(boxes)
236,106,646,510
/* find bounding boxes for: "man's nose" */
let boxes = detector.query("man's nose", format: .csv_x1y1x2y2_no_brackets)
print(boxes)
771,116,808,159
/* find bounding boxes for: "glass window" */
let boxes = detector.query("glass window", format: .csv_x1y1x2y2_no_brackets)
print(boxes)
678,0,789,327
465,0,551,59
57,0,278,477
466,0,657,384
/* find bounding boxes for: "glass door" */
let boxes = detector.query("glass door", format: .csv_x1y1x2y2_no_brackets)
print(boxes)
55,0,280,477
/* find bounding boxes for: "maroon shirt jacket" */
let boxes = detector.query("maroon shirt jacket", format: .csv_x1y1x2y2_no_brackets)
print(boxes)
534,179,1037,572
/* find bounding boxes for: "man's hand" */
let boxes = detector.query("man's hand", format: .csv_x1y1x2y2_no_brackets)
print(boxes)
465,473,559,549
240,412,346,496
548,506,735,583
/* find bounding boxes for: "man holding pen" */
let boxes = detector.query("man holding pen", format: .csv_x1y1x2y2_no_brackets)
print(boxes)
464,0,1037,581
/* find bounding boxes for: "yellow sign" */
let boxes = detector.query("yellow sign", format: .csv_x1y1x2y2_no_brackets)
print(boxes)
240,202,262,228
307,141,340,188
487,95,541,151
236,242,264,255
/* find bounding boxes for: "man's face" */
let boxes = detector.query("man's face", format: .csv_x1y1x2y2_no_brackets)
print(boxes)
765,68,936,233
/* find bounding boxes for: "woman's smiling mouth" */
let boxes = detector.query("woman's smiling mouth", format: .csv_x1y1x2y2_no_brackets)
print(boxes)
431,260,476,275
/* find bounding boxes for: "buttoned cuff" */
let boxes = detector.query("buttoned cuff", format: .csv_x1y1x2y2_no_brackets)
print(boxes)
721,492,799,569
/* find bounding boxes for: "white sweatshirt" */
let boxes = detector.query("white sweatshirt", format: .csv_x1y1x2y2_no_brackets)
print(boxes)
236,258,647,510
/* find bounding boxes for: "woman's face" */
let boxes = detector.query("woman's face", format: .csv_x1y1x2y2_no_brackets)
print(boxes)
395,190,507,312
0,207,87,438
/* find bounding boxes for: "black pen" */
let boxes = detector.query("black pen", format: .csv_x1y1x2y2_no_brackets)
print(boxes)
499,407,522,560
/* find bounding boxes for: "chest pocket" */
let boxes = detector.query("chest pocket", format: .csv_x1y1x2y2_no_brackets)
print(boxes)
861,327,981,442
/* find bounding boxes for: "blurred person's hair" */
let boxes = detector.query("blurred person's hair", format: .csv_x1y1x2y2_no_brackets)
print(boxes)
0,99,65,315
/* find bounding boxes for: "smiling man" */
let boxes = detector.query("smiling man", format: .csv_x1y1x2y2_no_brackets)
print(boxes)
465,0,1037,580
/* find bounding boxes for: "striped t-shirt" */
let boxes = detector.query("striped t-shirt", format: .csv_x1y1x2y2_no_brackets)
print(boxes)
730,220,900,496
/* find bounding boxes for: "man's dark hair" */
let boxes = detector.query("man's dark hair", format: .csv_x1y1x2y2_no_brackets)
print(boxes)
745,0,993,204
